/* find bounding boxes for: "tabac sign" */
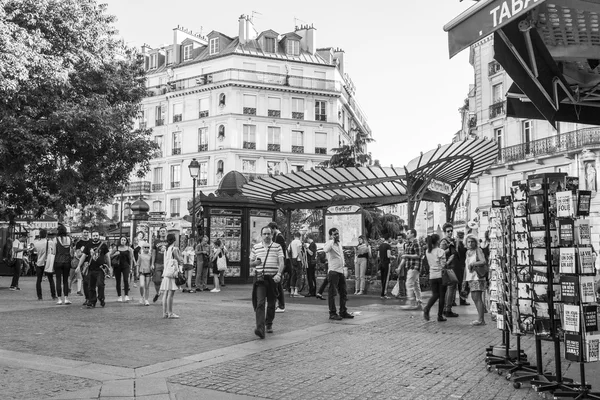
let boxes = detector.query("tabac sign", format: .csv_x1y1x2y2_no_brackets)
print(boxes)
427,179,452,196
445,0,546,58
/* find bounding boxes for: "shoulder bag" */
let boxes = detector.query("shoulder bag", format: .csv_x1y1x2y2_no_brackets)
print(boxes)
162,246,179,278
255,244,273,282
474,248,490,279
217,249,228,271
44,239,55,274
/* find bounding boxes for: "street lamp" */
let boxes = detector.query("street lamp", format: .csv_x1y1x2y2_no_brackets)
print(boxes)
188,158,200,239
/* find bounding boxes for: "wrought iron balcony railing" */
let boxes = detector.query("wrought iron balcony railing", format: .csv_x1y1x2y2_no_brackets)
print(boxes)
292,112,304,120
243,141,256,150
315,147,327,154
292,145,304,153
198,144,208,152
152,183,163,191
268,109,281,118
496,127,600,164
315,114,327,122
268,143,280,152
198,110,209,118
172,148,181,155
171,181,180,189
242,172,270,182
243,107,256,115
155,119,164,126
489,101,505,119
173,114,182,123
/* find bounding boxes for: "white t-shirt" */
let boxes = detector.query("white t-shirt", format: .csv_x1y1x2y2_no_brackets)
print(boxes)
289,239,303,260
13,238,24,260
425,248,446,280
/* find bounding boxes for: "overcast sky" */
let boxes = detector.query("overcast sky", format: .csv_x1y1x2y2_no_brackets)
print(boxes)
103,0,475,168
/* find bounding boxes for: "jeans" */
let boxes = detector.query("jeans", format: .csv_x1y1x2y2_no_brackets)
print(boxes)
290,259,302,288
318,276,329,295
307,264,317,295
380,262,390,297
255,276,277,332
276,281,286,308
54,262,70,297
88,269,105,305
444,281,457,312
153,263,163,292
405,269,422,302
114,266,130,296
10,259,22,288
424,278,447,317
195,260,208,289
82,269,90,300
328,271,348,316
355,257,367,292
36,266,56,299
455,264,466,302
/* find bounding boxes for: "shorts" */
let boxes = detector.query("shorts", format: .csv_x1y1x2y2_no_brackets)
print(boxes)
152,264,164,284
139,272,152,277
469,279,487,292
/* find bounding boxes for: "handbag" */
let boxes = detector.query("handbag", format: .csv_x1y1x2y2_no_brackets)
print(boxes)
474,248,490,279
174,270,186,286
217,251,227,271
44,239,55,274
442,269,458,286
162,246,179,278
391,280,400,297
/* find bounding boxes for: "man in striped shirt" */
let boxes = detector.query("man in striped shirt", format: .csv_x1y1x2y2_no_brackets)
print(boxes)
250,226,284,339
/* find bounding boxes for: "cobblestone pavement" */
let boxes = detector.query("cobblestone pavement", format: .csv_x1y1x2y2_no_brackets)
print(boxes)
0,276,598,399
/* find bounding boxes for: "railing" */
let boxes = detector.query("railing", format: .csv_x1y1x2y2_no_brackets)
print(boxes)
292,145,304,153
124,181,151,193
315,114,327,122
170,213,180,217
197,179,207,186
173,115,182,123
497,127,600,164
198,144,208,152
315,147,327,154
488,60,502,76
243,141,256,150
292,112,304,120
172,148,181,155
171,182,180,189
268,109,281,118
152,183,163,191
489,101,505,119
243,107,256,115
267,143,280,152
198,110,209,118
155,119,164,126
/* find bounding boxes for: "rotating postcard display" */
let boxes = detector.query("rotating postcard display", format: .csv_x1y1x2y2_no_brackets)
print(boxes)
488,200,510,330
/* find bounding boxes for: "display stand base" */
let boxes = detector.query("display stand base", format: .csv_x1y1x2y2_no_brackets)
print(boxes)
531,376,576,394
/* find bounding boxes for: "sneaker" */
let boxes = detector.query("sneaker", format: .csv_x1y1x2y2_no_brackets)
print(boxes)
254,328,265,339
76,291,83,296
266,325,273,333
139,298,145,305
125,295,131,302
117,296,123,302
100,299,105,308
64,298,72,305
437,316,447,322
444,311,459,318
316,294,326,300
210,288,221,293
340,312,355,319
168,313,180,319
275,307,285,313
144,300,150,306
423,310,430,321
153,294,159,303
9,286,16,291
329,314,343,321
56,299,63,305
189,289,196,293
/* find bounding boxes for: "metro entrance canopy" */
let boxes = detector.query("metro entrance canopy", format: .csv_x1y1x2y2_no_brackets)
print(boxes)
240,138,498,228
444,0,600,126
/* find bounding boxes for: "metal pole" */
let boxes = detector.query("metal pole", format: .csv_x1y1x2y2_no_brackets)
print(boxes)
192,177,196,239
120,185,125,235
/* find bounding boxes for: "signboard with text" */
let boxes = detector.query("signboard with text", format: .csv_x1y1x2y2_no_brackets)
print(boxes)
324,205,363,247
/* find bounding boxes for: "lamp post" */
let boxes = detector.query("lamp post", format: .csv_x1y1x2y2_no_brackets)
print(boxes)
188,158,200,239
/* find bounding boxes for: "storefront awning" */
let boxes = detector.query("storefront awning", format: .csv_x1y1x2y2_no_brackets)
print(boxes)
444,0,547,58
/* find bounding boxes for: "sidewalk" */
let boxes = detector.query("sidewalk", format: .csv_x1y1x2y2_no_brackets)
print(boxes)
0,276,598,399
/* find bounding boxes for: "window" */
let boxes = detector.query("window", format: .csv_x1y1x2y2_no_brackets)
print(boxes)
522,120,532,153
492,83,504,103
267,161,281,175
292,98,304,120
315,100,326,121
264,37,276,53
199,98,209,118
286,39,299,56
155,105,165,126
172,131,181,155
183,44,192,61
166,50,173,65
268,127,281,151
170,198,180,217
198,161,208,185
173,103,182,122
152,201,162,212
198,128,208,152
170,165,181,188
315,132,327,154
150,54,157,69
243,94,257,115
154,135,163,157
209,38,219,55
216,160,224,174
152,167,163,191
341,109,346,130
242,159,256,172
494,127,503,149
292,165,304,172
292,130,304,153
243,125,256,149
267,97,281,118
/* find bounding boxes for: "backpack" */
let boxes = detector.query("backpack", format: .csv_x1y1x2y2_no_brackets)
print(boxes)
55,237,72,265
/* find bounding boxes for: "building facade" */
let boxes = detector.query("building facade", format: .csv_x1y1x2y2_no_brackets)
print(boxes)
113,15,371,227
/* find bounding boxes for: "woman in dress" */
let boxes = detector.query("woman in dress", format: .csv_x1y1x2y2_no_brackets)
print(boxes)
161,233,183,318
423,234,449,322
111,237,134,302
182,239,196,293
354,235,371,295
136,241,152,305
210,239,228,293
465,234,488,326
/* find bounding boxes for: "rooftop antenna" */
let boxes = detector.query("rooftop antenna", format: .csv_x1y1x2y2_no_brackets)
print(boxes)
294,16,308,29
251,10,262,22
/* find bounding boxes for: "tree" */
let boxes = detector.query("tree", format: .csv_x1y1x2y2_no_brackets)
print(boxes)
364,209,404,239
0,0,156,219
320,127,374,168
61,205,113,232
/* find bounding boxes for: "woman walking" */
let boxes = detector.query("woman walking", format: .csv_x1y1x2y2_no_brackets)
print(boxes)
136,241,152,305
182,239,196,293
210,239,227,293
111,237,134,302
194,236,210,292
423,234,449,322
161,233,183,318
354,235,370,295
54,225,73,305
465,234,488,326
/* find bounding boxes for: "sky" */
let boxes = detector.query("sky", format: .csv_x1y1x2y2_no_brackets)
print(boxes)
102,0,476,168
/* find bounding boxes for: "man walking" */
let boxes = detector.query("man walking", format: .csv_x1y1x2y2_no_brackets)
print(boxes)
288,231,304,297
9,232,26,291
378,235,395,299
441,223,459,318
250,226,284,339
77,230,111,308
268,222,287,313
324,228,354,321
75,228,92,305
402,229,422,306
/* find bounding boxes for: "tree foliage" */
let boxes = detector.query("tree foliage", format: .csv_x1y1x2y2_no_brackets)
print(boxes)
0,0,156,218
320,127,374,168
61,205,113,232
364,209,405,240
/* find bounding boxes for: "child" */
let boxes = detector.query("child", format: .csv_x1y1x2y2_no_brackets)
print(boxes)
182,241,196,293
136,241,152,306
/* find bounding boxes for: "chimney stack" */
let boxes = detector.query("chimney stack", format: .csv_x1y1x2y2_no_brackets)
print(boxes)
238,15,247,44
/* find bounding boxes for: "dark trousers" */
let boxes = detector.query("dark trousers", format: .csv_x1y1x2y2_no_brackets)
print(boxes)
290,259,302,288
307,264,317,295
282,260,291,292
276,281,286,309
54,263,70,297
318,276,329,295
380,262,390,297
36,266,56,299
10,259,22,288
425,278,447,317
444,281,457,312
89,269,105,305
83,270,90,300
255,277,277,332
328,271,347,316
455,264,467,302
114,266,130,296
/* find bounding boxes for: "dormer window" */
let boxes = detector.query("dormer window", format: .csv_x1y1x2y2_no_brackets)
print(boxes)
150,54,157,69
166,50,173,65
183,45,192,61
286,40,299,56
264,37,276,53
209,38,220,55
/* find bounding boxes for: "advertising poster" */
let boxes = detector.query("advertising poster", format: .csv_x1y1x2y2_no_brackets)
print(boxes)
561,275,580,303
579,247,594,274
580,276,596,303
575,219,591,245
585,335,600,362
559,247,576,274
577,191,592,216
583,305,598,333
324,205,363,247
556,191,574,218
